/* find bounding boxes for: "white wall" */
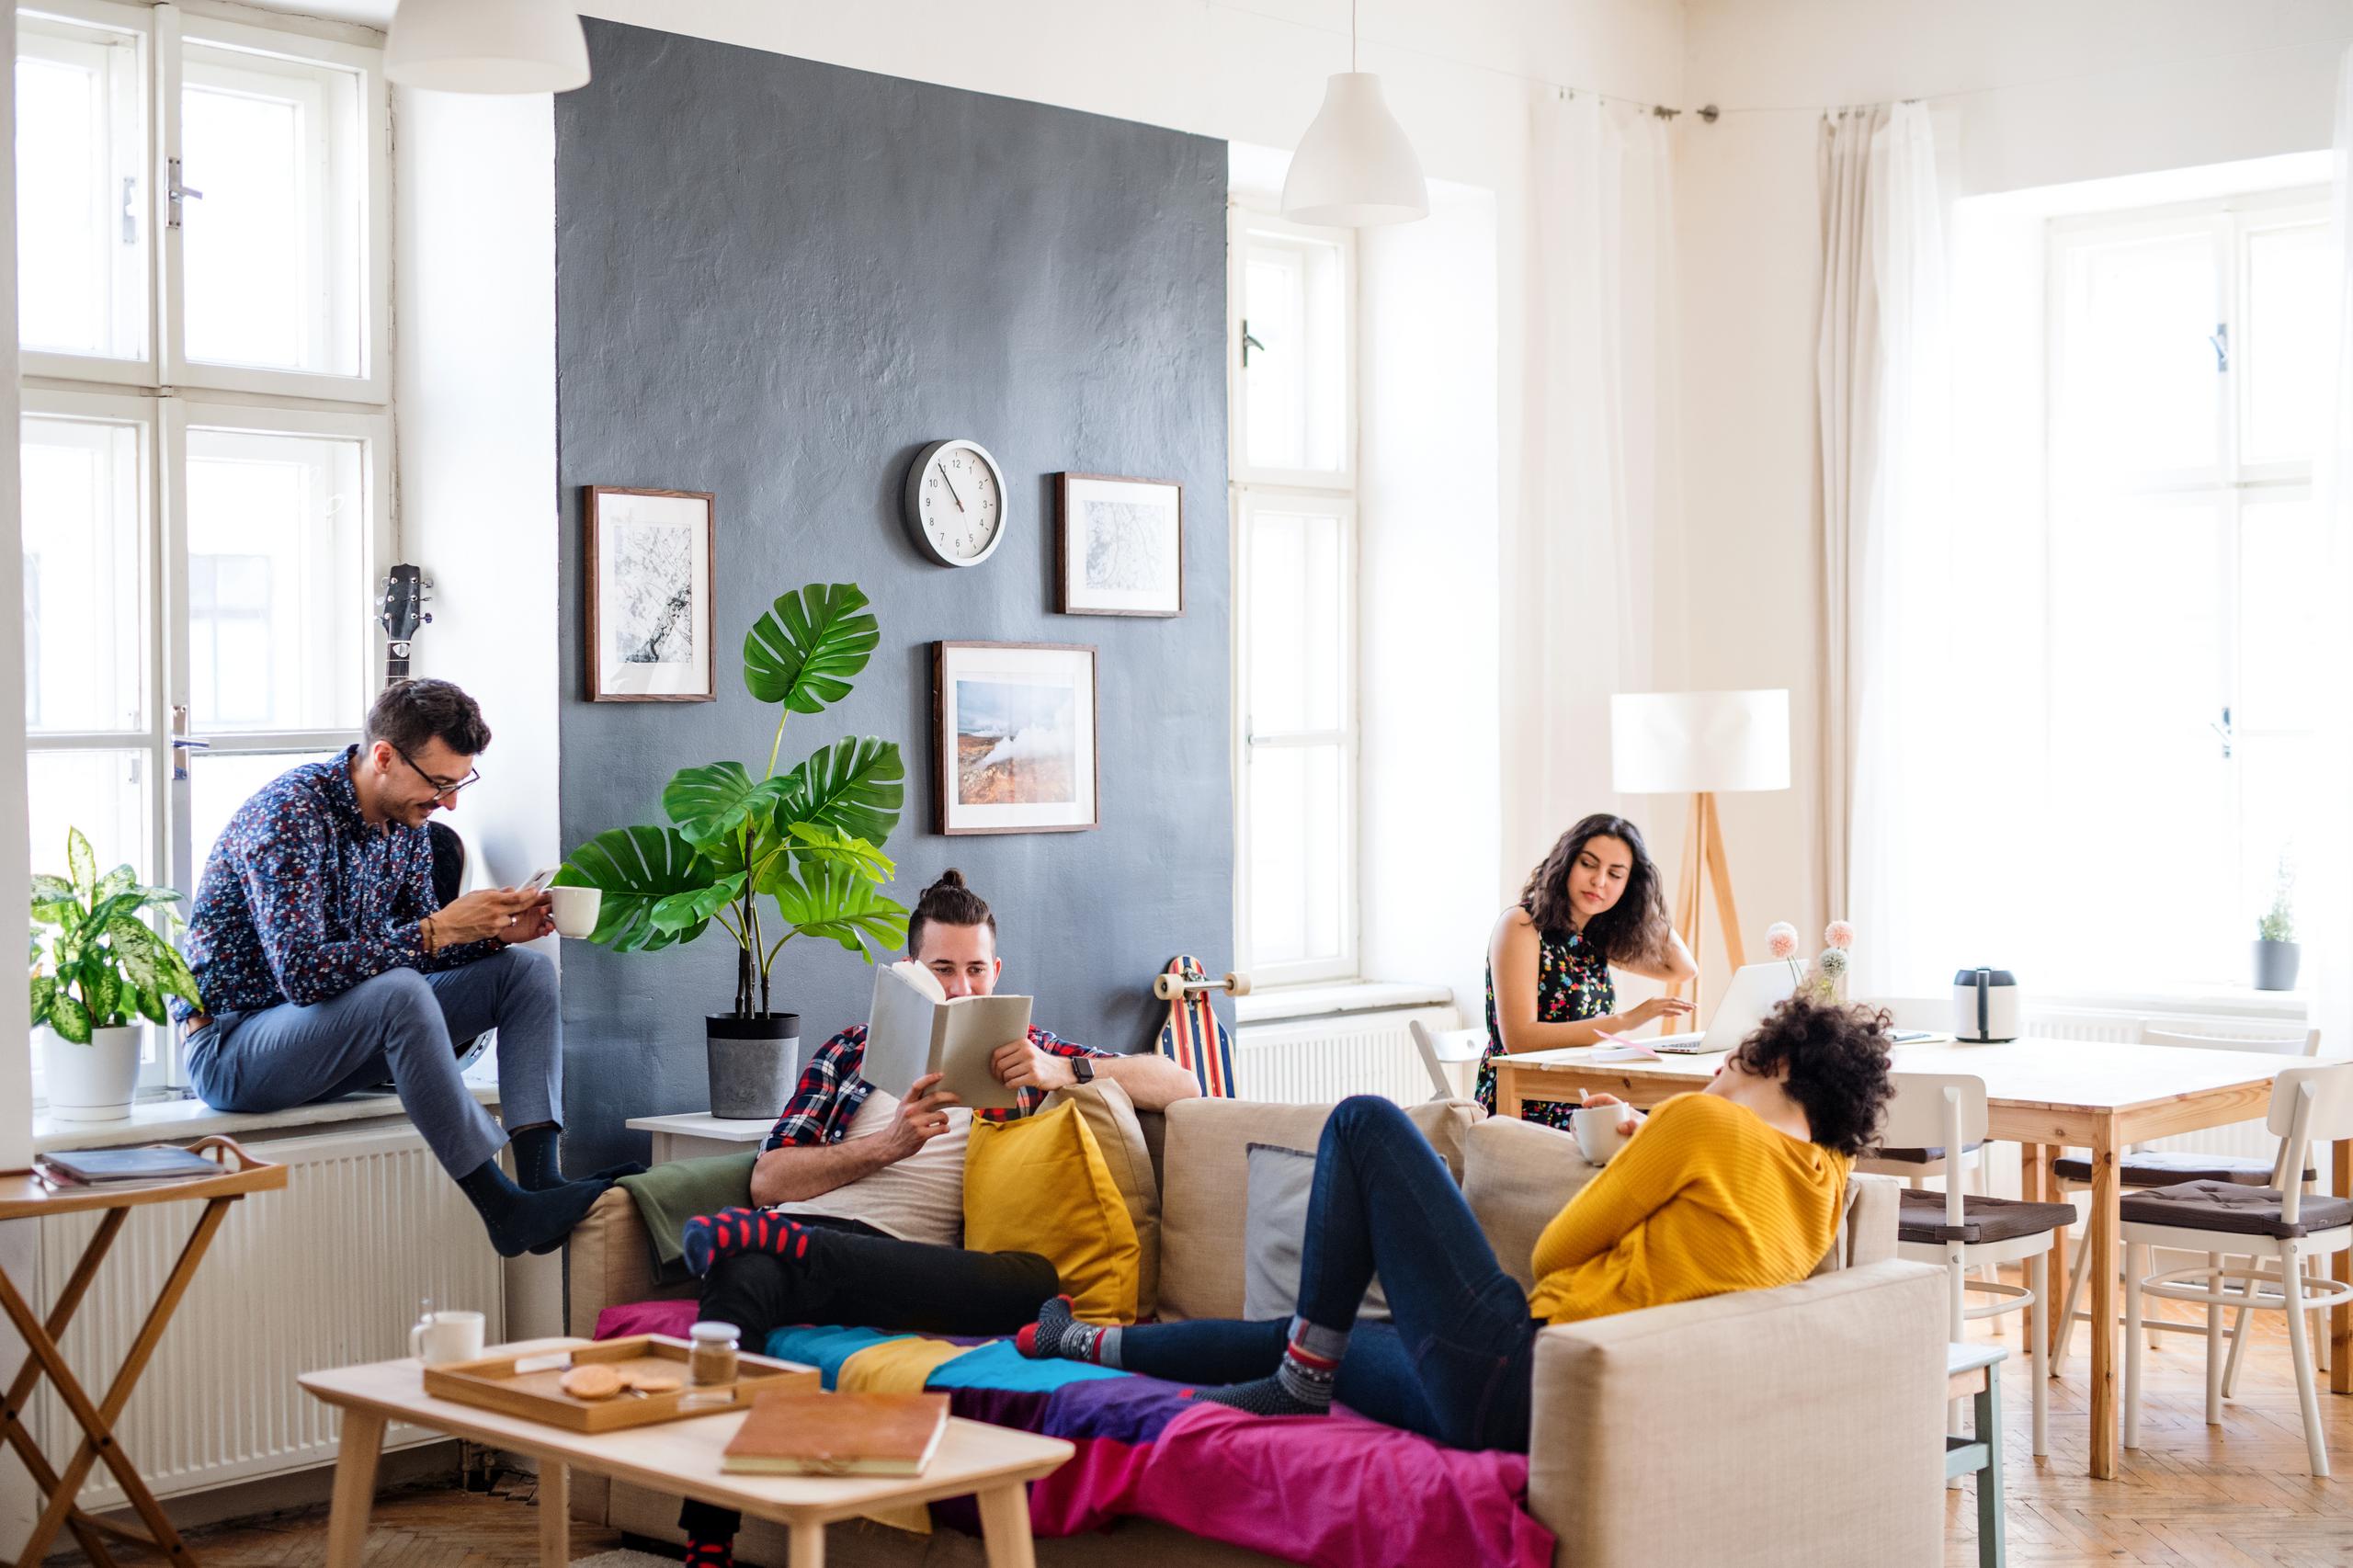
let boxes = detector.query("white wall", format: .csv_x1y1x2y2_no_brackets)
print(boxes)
1672,0,2353,972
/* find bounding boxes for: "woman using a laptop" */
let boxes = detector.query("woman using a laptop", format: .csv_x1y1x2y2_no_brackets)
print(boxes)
1017,997,1896,1452
1476,813,1699,1129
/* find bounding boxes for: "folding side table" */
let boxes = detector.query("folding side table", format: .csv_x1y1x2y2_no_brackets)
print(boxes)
0,1136,287,1568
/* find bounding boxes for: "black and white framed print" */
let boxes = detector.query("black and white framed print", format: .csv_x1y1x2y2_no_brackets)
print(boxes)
1055,472,1182,617
585,486,716,702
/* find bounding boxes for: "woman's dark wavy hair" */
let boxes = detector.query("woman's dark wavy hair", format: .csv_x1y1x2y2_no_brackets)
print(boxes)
1519,813,1670,966
1725,997,1896,1157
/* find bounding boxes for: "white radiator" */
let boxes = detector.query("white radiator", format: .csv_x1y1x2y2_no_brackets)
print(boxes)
2024,1003,2300,1168
29,1124,505,1508
1232,1006,1461,1106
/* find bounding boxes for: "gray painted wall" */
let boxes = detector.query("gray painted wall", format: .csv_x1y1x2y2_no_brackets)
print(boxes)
553,20,1232,1172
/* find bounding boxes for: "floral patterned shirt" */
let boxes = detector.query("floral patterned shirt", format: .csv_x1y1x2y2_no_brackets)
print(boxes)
174,747,499,1021
1478,922,1614,1131
762,1022,1110,1150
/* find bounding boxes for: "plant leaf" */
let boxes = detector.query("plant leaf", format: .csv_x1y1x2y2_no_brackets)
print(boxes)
557,826,723,953
50,993,91,1044
110,918,199,1004
97,864,137,901
662,763,790,849
66,828,96,903
651,872,746,935
781,823,895,884
743,584,880,714
769,859,909,959
29,874,77,924
773,737,904,846
29,975,54,1028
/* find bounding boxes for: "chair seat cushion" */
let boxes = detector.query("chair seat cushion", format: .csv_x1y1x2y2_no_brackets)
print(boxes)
1896,1188,2078,1245
1865,1142,1984,1165
2052,1150,2313,1187
2120,1180,2353,1239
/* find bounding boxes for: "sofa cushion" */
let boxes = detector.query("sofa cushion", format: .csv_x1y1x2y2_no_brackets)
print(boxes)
1241,1142,1392,1320
965,1100,1142,1322
2120,1179,2353,1239
1156,1097,1480,1322
1463,1114,1597,1290
1050,1079,1163,1319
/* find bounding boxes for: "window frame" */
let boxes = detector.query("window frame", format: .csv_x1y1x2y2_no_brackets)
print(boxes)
1228,203,1362,988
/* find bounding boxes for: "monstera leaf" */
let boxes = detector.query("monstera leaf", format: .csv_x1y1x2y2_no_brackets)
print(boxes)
558,826,722,952
662,762,790,849
774,736,904,846
768,859,909,958
743,584,879,713
779,823,894,884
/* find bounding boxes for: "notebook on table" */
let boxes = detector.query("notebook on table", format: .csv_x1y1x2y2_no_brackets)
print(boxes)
721,1389,950,1476
38,1145,220,1186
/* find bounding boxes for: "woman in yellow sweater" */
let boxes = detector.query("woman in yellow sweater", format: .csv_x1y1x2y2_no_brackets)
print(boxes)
1019,997,1894,1451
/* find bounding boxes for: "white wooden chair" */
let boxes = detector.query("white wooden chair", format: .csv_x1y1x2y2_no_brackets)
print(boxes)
1407,1020,1485,1102
2122,1060,2353,1476
2052,1026,2324,1374
1888,1072,2075,1458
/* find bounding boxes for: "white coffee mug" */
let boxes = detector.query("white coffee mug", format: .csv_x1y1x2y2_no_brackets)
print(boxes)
548,886,602,939
1571,1105,1637,1166
411,1309,485,1366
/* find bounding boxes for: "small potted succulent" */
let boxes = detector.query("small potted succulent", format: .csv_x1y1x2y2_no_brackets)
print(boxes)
28,828,200,1122
2254,859,2300,993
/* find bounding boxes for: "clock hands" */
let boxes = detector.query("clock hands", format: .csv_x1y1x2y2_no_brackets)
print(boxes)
938,458,977,515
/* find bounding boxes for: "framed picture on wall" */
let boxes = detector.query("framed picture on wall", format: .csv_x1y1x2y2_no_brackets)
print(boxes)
585,485,716,702
1055,472,1182,617
933,642,1099,835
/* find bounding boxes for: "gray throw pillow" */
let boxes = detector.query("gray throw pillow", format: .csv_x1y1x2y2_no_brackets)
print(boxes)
1241,1142,1392,1322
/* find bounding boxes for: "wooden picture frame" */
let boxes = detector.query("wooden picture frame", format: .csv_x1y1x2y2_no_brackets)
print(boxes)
932,642,1100,835
585,485,717,702
1055,472,1183,617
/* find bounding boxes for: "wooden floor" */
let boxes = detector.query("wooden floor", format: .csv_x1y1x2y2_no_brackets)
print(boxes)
36,1303,2353,1568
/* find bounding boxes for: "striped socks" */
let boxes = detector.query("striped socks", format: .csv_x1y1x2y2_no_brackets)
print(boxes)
681,1207,813,1278
1017,1295,1123,1368
1192,1316,1344,1418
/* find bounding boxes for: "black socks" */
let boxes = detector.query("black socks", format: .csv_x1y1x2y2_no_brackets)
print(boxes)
682,1539,733,1568
1192,1316,1342,1419
509,1124,645,1192
1017,1295,1122,1367
455,1159,613,1257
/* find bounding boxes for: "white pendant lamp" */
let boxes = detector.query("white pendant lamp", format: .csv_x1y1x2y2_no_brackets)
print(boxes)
385,0,591,95
1280,0,1427,227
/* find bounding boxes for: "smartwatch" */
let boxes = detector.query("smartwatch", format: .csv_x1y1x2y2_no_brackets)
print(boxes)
1071,1056,1096,1085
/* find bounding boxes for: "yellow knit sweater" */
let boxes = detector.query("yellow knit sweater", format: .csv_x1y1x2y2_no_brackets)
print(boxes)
1525,1092,1852,1325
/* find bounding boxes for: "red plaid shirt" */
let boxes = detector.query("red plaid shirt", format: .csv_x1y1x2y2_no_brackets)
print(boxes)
761,1022,1108,1152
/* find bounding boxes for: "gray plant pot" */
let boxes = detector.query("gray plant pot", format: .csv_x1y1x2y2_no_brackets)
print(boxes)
2253,940,2302,994
706,1013,801,1120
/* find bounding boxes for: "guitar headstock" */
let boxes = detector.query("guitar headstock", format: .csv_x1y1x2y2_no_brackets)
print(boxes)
379,563,430,644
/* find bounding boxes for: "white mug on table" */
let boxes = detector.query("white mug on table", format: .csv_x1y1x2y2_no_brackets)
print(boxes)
412,1309,484,1366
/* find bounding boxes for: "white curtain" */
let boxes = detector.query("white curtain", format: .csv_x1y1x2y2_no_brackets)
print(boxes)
1502,94,1678,880
2307,51,2353,1070
1819,103,1967,997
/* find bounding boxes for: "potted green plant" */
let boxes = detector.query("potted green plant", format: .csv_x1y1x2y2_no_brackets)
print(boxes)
2255,858,2300,993
28,828,200,1123
559,583,909,1118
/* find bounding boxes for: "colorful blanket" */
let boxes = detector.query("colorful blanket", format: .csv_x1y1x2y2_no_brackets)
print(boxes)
595,1299,1553,1568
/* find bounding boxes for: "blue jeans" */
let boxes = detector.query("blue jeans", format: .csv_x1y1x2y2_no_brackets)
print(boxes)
1120,1095,1540,1449
187,948,561,1177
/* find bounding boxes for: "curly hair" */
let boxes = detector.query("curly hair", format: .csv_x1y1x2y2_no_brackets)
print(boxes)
1725,997,1896,1157
1519,814,1671,967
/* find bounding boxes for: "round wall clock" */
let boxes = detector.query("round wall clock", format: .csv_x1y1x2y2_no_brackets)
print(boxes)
904,439,1010,567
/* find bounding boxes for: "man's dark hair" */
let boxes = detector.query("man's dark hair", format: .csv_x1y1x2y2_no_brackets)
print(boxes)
1725,997,1897,1157
367,679,492,758
906,869,995,956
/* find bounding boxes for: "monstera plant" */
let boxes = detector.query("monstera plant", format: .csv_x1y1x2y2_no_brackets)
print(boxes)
558,584,908,1115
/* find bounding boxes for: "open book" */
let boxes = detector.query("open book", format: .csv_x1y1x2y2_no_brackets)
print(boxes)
861,961,1032,1111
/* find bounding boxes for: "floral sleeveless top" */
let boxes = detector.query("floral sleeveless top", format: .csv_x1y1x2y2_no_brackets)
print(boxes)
1478,924,1613,1130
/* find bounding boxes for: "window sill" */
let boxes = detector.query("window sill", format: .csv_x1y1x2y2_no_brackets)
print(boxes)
32,1084,501,1154
1234,980,1455,1026
2031,986,2309,1023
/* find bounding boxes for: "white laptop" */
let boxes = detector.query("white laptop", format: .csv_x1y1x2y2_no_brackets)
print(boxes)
1645,962,1800,1054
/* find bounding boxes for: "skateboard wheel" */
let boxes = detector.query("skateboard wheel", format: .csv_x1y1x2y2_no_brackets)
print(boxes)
1224,971,1252,997
1154,973,1181,1001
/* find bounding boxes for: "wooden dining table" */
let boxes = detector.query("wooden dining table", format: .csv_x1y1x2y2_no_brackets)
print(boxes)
1490,1035,2348,1481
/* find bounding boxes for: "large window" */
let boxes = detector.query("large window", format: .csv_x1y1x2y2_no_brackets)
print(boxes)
1231,210,1358,986
2045,191,2329,989
18,2,392,1088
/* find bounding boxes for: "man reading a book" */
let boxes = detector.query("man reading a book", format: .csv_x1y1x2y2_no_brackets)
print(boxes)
675,869,1197,1565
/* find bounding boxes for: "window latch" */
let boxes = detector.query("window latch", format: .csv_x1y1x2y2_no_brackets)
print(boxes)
2211,704,2234,759
1241,320,1266,369
166,158,203,231
2209,322,2228,373
121,176,138,245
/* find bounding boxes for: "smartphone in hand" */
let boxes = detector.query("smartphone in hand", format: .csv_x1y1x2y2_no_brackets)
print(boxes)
519,867,559,895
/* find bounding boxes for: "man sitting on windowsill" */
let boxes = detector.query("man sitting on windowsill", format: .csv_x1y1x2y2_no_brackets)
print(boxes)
673,867,1199,1568
172,679,634,1258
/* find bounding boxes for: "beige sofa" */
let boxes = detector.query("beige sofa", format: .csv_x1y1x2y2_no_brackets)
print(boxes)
565,1096,1950,1568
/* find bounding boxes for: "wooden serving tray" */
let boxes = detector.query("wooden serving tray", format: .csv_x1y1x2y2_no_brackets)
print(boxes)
422,1335,818,1433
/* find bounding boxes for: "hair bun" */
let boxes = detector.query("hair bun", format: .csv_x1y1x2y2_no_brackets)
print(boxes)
930,868,967,892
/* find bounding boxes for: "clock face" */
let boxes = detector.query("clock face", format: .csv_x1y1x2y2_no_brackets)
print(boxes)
907,440,1008,567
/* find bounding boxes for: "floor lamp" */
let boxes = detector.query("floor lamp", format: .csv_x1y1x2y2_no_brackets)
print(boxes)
1609,689,1791,1018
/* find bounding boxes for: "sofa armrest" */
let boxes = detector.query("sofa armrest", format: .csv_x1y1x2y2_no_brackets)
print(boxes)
564,1187,697,1339
1526,1260,1948,1568
1847,1172,1899,1267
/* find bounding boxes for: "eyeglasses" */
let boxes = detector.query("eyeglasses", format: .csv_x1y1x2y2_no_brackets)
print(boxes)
392,744,482,800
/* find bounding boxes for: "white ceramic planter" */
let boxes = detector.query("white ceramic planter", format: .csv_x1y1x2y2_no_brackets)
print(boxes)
41,1023,142,1123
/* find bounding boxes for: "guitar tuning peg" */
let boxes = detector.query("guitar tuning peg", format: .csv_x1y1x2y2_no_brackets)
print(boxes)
421,612,434,625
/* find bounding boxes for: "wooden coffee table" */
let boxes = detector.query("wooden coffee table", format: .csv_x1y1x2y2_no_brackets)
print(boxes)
300,1344,1074,1568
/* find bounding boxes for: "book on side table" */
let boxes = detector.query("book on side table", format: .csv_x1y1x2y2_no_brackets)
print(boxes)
722,1389,951,1477
862,960,1030,1111
37,1145,222,1186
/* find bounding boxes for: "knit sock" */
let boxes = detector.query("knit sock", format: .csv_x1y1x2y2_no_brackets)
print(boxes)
454,1160,615,1258
1190,1316,1343,1418
511,1125,563,1191
682,1538,733,1568
682,1206,813,1279
1015,1295,1123,1367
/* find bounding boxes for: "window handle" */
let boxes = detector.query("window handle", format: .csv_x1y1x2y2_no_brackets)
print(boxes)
2209,323,2228,373
1241,320,1267,368
121,176,138,244
2212,704,2234,759
166,157,204,230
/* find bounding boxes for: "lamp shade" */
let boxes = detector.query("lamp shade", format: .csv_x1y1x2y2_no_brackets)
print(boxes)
1610,689,1791,795
385,0,590,95
1281,73,1429,227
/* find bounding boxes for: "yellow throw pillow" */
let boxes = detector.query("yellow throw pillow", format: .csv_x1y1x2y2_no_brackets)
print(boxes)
965,1100,1143,1324
1049,1078,1163,1320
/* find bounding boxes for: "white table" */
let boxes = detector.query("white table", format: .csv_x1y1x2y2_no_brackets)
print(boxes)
627,1110,773,1164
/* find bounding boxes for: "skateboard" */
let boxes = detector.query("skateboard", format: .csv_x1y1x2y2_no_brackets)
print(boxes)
1154,956,1248,1098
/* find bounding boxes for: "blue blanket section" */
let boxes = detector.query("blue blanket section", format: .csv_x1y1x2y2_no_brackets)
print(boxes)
761,1324,908,1384
760,1324,1128,1394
